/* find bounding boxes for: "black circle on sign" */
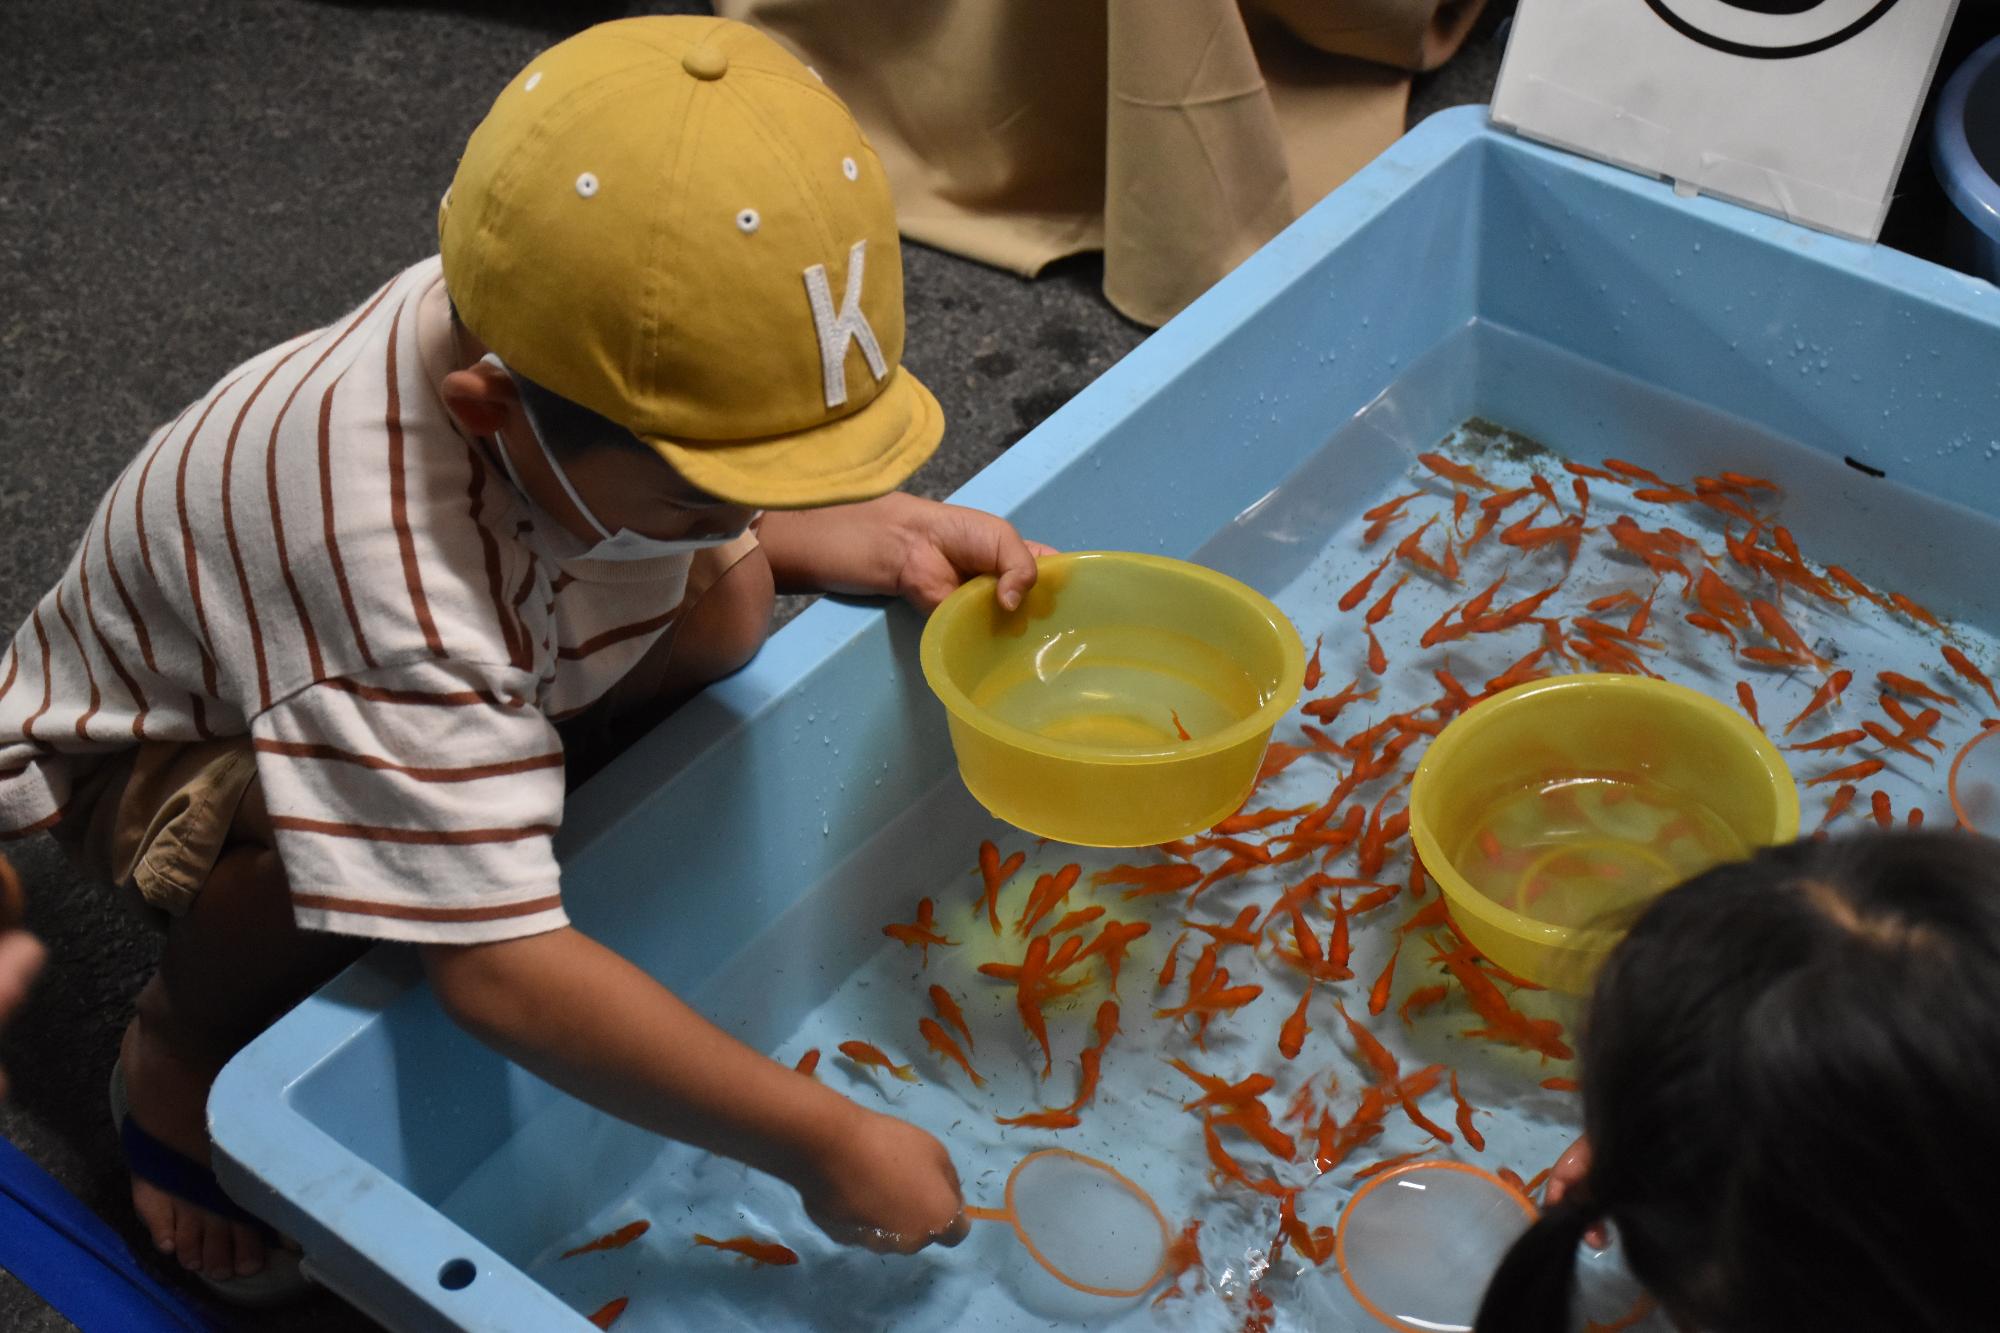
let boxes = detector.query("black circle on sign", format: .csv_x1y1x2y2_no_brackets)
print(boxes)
1641,0,1903,58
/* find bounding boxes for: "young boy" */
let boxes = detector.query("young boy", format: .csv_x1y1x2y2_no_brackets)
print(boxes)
0,16,1049,1296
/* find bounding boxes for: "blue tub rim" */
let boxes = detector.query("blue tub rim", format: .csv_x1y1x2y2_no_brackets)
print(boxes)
1932,32,2000,248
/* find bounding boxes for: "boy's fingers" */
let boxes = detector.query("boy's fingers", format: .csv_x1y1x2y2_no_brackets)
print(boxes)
933,1209,971,1248
992,529,1040,611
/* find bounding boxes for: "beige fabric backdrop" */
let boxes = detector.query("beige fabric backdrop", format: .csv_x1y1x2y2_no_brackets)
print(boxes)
715,0,1486,326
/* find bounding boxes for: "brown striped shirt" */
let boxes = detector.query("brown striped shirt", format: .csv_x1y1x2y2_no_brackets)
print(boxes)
0,259,709,943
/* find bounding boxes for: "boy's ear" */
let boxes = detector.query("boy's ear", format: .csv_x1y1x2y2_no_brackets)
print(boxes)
441,361,517,437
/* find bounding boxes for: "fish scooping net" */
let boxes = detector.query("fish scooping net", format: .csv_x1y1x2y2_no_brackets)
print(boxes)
551,419,2000,1331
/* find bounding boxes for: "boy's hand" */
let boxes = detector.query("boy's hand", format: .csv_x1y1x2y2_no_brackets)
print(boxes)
1542,1135,1607,1248
757,493,1057,614
0,931,45,1101
798,1106,970,1254
887,497,1058,615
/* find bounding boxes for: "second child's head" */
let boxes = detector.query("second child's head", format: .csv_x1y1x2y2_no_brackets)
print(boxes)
1477,831,2000,1333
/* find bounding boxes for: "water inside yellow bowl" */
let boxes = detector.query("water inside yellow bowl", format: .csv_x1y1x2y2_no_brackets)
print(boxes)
1450,772,1748,929
966,625,1265,752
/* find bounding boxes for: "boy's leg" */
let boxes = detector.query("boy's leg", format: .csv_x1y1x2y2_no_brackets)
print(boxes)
117,781,366,1280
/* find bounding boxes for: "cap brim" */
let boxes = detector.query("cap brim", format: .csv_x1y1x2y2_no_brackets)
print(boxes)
643,367,943,510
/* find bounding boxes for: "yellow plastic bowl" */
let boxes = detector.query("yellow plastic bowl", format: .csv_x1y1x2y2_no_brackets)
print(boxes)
1409,674,1799,993
919,552,1305,848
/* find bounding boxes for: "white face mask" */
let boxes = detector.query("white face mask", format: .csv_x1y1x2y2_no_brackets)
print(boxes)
480,354,752,562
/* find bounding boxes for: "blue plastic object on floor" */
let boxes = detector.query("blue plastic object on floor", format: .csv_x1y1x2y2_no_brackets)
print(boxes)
0,1133,219,1332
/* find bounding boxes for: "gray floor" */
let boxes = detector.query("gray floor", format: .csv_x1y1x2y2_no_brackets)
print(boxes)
0,3,1505,1328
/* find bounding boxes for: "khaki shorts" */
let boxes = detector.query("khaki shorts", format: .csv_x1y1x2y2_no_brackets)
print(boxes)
54,532,766,927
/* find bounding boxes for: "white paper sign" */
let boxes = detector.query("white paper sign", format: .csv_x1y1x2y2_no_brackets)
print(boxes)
1491,0,1961,241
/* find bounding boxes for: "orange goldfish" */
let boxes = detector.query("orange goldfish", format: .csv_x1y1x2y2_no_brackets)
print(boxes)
1418,451,1501,493
1156,932,1185,988
918,1017,985,1087
1449,1069,1485,1152
1338,552,1396,611
1785,728,1865,753
693,1234,799,1266
1276,1193,1334,1266
1484,647,1549,695
1365,574,1411,626
1943,645,2000,709
1563,459,1619,481
1782,669,1852,735
883,898,956,967
1808,758,1885,787
1870,790,1893,829
1353,1147,1439,1181
1303,634,1323,691
1365,624,1388,675
1185,906,1261,951
1817,783,1858,830
1170,1058,1276,1114
1697,569,1752,628
1399,983,1448,1027
1880,695,1948,748
838,1040,917,1082
1042,905,1105,939
1304,679,1383,726
1750,598,1827,669
1332,998,1400,1085
1887,591,1942,629
1824,565,1882,606
1213,1103,1298,1161
995,1107,1081,1130
1602,458,1666,485
1684,612,1738,646
1212,802,1312,835
1092,861,1202,899
588,1298,630,1330
1016,864,1082,937
976,841,1025,935
561,1220,650,1259
1736,681,1762,728
1279,990,1312,1060
927,985,974,1052
1368,935,1403,1015
1077,918,1151,993
1362,490,1423,525
1862,720,1935,765
1171,709,1192,740
1152,1220,1205,1307
1060,1000,1121,1113
794,1049,820,1077
1540,1077,1581,1093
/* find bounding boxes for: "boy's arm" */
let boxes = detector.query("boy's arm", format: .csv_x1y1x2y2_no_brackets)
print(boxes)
756,492,1054,613
421,926,968,1253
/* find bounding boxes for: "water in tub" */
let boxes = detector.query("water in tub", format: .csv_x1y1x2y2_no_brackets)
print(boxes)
446,323,1993,1331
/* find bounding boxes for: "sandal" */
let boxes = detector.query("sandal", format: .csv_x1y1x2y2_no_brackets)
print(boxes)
109,1059,315,1308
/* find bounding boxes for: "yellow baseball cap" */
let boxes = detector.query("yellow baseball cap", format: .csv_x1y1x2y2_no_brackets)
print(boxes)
438,16,941,509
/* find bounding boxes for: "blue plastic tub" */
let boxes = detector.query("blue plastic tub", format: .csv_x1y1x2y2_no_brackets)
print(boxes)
210,105,2000,1332
1935,33,2000,283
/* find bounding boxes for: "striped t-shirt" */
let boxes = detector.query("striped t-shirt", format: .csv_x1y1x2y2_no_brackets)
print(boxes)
0,257,708,943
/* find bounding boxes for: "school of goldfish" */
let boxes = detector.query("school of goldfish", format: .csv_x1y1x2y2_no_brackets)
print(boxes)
558,434,1996,1330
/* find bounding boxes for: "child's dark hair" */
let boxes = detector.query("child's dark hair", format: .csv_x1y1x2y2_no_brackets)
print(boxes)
1476,831,2000,1333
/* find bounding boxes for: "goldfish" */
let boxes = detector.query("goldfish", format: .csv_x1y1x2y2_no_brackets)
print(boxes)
1449,1069,1485,1152
1606,516,1694,584
1170,1058,1276,1114
1399,983,1448,1027
1737,681,1762,728
926,985,974,1053
1429,935,1572,1061
588,1297,630,1329
1213,1103,1299,1161
1042,905,1105,939
1484,647,1549,695
1782,669,1852,735
883,898,956,967
1880,695,1948,749
794,1049,820,1077
1155,970,1264,1033
1354,1148,1439,1181
1332,998,1400,1085
917,1017,984,1087
1152,1219,1205,1307
839,1040,917,1082
1314,1092,1390,1173
1808,759,1885,787
1279,990,1312,1060
1749,599,1827,669
976,841,1025,935
1302,634,1323,691
693,1234,799,1266
561,1220,650,1259
1816,784,1858,830
1339,552,1396,611
1870,790,1893,829
1060,1001,1120,1113
1365,625,1388,675
1156,932,1186,988
1540,1077,1581,1093
1185,905,1261,951
1201,1117,1253,1186
1362,490,1423,525
1684,612,1738,646
1276,1193,1334,1266
1301,680,1382,730
1255,741,1314,783
1861,721,1934,765
1009,936,1062,1075
1171,709,1192,740
1365,574,1411,626
1563,459,1619,481
1450,488,1471,534
1077,919,1151,993
1781,728,1867,757
1910,808,1926,828
1213,803,1312,835
1016,864,1082,937
1092,861,1202,900
1602,458,1667,485
1418,451,1501,493
1696,569,1752,629
1878,670,1962,710
1943,645,2000,709
1368,936,1403,1015
1887,591,1942,629
995,1108,1081,1130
